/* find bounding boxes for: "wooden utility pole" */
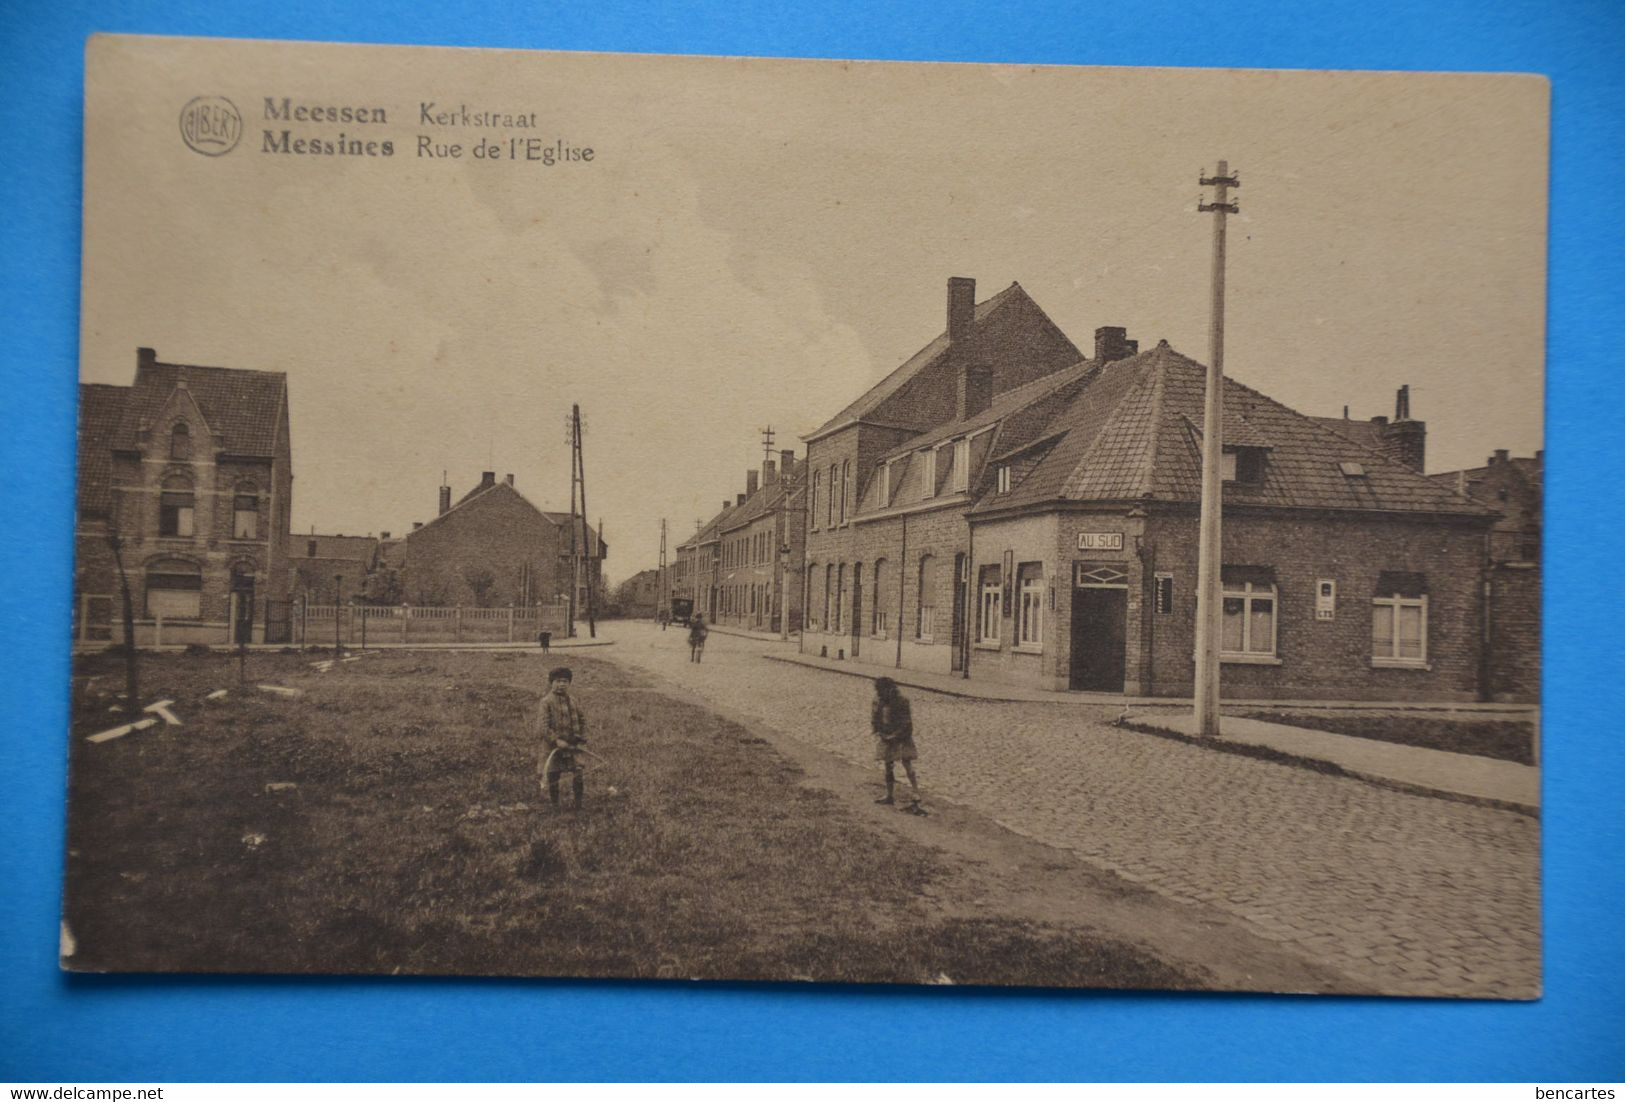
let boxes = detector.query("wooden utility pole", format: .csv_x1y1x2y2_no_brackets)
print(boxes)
1194,160,1240,738
566,407,580,638
658,517,668,623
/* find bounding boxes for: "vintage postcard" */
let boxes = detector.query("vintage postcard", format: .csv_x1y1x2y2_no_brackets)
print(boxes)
66,35,1546,997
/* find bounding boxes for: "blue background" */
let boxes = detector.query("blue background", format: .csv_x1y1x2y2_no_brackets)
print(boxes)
2,0,1622,1082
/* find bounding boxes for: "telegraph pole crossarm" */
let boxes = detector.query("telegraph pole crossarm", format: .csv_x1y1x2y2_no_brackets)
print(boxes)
1193,159,1240,740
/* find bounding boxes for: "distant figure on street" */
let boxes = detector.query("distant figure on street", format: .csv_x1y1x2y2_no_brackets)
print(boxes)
688,614,709,663
537,629,552,654
537,666,587,811
658,607,670,631
871,677,922,813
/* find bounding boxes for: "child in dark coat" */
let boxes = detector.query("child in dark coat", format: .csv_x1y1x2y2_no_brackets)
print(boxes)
871,677,922,813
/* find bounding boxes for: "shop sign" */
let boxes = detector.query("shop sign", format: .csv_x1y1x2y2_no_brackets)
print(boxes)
1076,531,1124,552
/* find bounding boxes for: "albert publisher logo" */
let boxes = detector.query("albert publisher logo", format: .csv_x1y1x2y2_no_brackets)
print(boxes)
179,96,242,156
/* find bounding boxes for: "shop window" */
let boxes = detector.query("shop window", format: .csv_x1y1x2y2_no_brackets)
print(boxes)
145,560,202,619
916,554,937,640
1221,568,1276,658
169,422,191,461
977,564,1002,645
1016,563,1044,649
1373,572,1429,667
158,475,195,538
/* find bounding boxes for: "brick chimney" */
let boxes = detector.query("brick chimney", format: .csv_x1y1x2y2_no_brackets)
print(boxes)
746,469,759,496
412,521,424,531
1094,326,1138,363
1376,386,1426,471
505,473,514,486
480,471,496,489
380,531,391,540
438,484,451,515
948,276,992,420
763,459,778,486
137,347,157,373
780,449,796,477
736,492,747,506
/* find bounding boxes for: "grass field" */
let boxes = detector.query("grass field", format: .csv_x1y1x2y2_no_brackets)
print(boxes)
64,648,1203,989
1234,709,1537,765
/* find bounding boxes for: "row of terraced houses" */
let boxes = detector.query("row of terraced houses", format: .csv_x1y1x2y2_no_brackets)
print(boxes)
676,277,1540,702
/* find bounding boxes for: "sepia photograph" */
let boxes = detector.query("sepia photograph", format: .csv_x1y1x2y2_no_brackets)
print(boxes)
64,34,1546,999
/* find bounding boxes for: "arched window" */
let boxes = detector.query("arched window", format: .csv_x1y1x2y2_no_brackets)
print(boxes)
917,554,937,640
145,558,202,619
871,558,889,637
840,460,851,524
232,481,259,540
810,470,821,530
169,422,191,461
158,474,195,538
827,465,837,527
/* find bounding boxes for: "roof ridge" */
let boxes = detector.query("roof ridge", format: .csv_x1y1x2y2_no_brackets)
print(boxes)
1134,351,1171,499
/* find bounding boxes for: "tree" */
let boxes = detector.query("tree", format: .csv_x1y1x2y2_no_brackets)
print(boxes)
461,566,497,607
106,530,139,717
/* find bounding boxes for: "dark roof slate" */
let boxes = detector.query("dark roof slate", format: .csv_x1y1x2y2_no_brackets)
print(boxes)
77,384,129,516
976,342,1493,518
112,358,287,457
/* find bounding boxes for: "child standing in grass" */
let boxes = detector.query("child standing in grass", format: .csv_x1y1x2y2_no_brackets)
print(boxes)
872,677,922,813
538,666,587,811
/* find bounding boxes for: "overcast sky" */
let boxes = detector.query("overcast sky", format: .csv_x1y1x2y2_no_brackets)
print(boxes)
81,38,1547,583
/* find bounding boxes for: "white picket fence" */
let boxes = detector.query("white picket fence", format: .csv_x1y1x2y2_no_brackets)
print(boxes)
295,602,570,646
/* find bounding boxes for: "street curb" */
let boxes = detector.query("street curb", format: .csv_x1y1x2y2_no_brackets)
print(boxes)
1118,720,1539,819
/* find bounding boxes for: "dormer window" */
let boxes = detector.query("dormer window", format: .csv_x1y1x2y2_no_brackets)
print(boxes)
169,422,191,460
920,448,937,499
951,438,970,493
1223,446,1267,484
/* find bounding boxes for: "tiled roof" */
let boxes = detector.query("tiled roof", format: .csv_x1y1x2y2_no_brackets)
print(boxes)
77,383,129,516
1312,416,1384,451
875,359,1094,465
112,357,286,457
975,341,1494,518
408,480,601,554
805,283,1029,440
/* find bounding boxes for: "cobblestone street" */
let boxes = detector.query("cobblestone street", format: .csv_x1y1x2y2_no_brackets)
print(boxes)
600,622,1540,997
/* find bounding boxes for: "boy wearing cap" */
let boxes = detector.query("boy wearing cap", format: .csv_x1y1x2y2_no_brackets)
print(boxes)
537,666,587,810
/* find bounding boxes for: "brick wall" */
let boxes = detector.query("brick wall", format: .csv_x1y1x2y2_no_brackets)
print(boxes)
1141,509,1489,701
403,485,596,608
1488,563,1540,702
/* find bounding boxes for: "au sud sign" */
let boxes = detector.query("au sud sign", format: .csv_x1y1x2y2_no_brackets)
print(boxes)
1076,532,1124,552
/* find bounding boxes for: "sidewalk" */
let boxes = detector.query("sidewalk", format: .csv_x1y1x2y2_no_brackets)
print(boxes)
1126,712,1540,811
765,650,1539,811
764,651,1535,715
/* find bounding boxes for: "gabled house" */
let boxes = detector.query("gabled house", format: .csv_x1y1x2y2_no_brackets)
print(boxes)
399,471,605,609
74,348,294,645
291,533,381,604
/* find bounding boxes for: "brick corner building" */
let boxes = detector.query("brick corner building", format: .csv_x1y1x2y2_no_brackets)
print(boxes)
801,277,1503,702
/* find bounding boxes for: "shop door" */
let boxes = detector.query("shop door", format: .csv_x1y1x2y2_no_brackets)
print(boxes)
1070,587,1127,691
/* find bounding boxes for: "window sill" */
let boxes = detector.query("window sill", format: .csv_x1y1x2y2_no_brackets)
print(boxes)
916,635,935,645
973,641,1001,651
1370,658,1432,671
1221,653,1282,666
1012,644,1043,656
